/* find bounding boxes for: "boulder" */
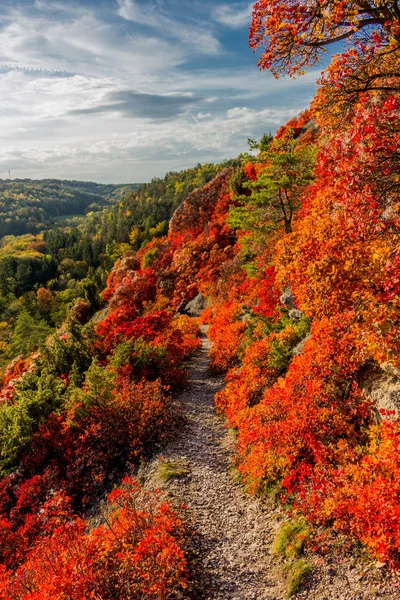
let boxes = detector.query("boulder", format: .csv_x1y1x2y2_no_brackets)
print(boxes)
292,334,311,356
280,287,296,310
289,308,303,320
360,363,400,418
184,293,207,317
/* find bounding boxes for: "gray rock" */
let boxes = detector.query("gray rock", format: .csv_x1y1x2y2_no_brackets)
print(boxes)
184,293,207,317
289,308,303,320
280,286,296,310
292,334,311,356
360,363,400,417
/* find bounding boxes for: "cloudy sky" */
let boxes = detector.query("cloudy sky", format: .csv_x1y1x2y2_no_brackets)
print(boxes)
0,0,320,183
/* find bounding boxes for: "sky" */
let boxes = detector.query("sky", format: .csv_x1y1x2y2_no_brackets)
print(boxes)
0,0,320,183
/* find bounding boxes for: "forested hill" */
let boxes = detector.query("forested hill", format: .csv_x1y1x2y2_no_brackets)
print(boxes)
0,178,140,238
43,160,239,269
0,160,237,370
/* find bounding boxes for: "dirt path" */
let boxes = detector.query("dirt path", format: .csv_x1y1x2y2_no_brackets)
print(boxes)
142,326,398,600
144,326,282,600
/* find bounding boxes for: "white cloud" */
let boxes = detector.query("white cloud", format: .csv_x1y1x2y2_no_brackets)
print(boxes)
0,101,304,182
0,6,186,78
0,0,319,183
212,3,252,29
116,0,221,55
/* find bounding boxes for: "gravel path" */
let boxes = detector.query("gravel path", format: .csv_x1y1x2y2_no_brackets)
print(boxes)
144,326,282,599
142,326,399,600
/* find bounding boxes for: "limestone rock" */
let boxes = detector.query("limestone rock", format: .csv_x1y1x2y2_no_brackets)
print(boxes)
360,364,400,417
289,308,303,320
380,362,400,378
184,293,207,317
292,334,311,356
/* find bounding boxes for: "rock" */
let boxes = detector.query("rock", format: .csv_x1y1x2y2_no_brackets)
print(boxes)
184,293,207,317
169,169,232,237
240,308,252,322
119,253,140,271
280,286,296,310
380,363,400,378
289,308,303,320
360,363,400,417
375,562,386,569
292,334,311,356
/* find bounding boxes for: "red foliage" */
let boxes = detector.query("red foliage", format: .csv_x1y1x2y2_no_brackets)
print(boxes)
96,309,173,355
0,359,32,404
253,266,279,318
208,302,247,370
0,478,187,600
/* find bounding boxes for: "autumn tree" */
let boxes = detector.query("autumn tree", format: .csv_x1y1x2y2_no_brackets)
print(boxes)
250,0,400,77
312,43,400,128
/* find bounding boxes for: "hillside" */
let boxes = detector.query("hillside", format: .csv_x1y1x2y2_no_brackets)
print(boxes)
0,162,234,370
0,1,399,599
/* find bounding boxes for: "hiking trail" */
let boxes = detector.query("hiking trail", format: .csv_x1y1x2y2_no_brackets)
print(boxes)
143,325,281,599
142,325,396,600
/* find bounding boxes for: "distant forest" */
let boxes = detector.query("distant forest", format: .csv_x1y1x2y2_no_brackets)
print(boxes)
0,178,140,237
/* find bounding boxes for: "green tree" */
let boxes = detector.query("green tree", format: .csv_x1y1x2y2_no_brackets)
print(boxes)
230,130,316,236
9,311,52,357
0,368,65,474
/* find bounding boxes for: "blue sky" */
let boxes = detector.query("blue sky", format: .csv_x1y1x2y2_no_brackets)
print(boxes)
0,0,320,183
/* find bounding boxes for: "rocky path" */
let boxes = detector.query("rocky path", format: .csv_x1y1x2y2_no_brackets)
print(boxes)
142,326,399,600
144,325,282,600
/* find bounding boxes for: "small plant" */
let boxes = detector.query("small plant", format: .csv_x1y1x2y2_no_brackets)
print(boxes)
284,558,312,597
272,518,310,559
159,459,190,482
257,480,283,503
229,464,242,483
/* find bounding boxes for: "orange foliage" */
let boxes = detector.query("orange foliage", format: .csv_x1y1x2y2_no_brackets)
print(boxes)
0,478,187,600
207,302,247,370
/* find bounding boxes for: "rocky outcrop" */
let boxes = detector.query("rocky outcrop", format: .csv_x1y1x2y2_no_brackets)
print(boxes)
169,169,232,239
288,308,303,320
292,334,311,356
360,363,400,418
280,287,304,320
280,287,296,310
184,293,207,317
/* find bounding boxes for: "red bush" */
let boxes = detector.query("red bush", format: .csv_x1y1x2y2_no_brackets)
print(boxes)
0,478,187,600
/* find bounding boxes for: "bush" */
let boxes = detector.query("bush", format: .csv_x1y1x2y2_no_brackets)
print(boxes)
0,478,188,600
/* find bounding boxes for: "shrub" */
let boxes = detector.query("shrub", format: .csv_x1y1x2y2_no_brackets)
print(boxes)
0,478,188,600
208,302,246,370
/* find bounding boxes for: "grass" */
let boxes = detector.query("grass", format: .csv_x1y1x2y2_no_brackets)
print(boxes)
272,518,310,559
272,518,312,597
284,558,312,597
158,459,190,482
229,464,243,483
